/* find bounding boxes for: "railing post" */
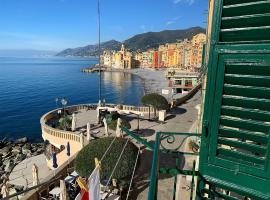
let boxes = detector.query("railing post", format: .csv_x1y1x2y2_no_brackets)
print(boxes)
148,132,160,200
190,160,196,200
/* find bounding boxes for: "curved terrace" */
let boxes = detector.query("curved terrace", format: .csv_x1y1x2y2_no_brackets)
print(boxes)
40,103,156,169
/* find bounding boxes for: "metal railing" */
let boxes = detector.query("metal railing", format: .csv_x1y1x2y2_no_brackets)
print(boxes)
148,132,200,200
122,127,200,200
41,103,156,143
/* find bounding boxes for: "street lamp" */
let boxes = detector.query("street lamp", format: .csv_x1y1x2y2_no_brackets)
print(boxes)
136,113,144,134
61,98,68,130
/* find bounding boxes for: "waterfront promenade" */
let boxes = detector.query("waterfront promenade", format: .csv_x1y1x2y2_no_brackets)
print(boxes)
8,90,200,198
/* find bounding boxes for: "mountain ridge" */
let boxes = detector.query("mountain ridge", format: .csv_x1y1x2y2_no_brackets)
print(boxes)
56,27,205,57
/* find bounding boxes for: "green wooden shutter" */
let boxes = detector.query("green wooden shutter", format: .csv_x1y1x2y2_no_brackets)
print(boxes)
199,0,270,199
220,0,270,43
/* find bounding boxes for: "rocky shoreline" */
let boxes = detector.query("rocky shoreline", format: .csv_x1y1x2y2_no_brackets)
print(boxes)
0,137,45,190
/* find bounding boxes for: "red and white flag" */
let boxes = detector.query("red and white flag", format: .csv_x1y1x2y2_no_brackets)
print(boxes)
74,190,89,200
88,168,101,200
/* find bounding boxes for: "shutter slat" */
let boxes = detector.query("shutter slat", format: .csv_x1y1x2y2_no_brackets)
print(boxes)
223,1,270,17
217,148,265,165
221,105,270,122
222,14,270,29
222,95,270,111
224,84,270,99
218,138,266,155
220,116,270,133
224,74,270,87
220,26,270,42
223,0,269,6
219,127,268,144
226,64,270,76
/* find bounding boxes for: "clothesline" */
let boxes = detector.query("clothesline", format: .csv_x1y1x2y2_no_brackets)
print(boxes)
84,136,140,200
125,146,140,200
89,136,117,176
105,139,130,188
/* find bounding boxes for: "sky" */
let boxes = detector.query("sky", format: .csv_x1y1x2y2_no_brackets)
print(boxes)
0,0,208,51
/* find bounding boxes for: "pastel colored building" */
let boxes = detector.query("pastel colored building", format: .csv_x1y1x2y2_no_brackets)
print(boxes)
166,71,199,94
152,50,159,68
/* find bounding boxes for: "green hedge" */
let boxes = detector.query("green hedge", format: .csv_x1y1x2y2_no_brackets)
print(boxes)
75,137,138,180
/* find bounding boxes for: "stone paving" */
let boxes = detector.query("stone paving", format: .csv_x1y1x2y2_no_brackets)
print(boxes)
9,154,50,188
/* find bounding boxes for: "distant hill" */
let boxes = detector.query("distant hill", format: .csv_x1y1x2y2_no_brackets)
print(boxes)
56,27,205,57
56,40,121,57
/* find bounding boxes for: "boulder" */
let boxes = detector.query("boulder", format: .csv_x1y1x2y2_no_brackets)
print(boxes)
15,154,26,163
22,148,31,155
22,143,31,150
4,160,14,173
15,137,28,144
0,141,6,149
12,146,21,154
3,159,10,166
0,147,10,157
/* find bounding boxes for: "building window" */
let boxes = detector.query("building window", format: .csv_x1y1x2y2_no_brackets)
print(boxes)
175,80,182,85
185,80,192,87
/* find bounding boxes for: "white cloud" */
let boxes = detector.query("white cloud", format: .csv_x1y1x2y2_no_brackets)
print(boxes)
173,0,195,5
166,21,174,25
166,16,181,26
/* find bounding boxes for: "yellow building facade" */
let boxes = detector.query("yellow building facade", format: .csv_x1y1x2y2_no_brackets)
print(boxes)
101,44,136,69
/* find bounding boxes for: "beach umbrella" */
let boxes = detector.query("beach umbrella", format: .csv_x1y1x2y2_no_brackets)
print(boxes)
32,164,39,186
66,142,71,157
1,182,9,198
52,152,58,169
60,180,68,200
96,107,100,123
98,100,101,107
72,113,76,131
87,123,91,141
116,118,122,137
103,118,108,136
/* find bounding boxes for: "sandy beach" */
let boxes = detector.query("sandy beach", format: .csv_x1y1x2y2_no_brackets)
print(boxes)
123,68,169,95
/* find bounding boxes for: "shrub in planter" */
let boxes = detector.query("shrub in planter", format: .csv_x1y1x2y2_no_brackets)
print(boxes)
58,116,72,130
105,112,120,124
188,139,199,152
75,137,138,180
108,118,131,131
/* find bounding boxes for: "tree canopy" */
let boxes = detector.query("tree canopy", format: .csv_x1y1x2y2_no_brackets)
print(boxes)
141,93,169,111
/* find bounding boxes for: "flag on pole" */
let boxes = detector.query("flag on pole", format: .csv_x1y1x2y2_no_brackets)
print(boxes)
88,168,101,200
76,177,89,200
74,191,89,200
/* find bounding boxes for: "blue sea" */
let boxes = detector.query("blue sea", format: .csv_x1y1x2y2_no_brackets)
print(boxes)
0,57,145,141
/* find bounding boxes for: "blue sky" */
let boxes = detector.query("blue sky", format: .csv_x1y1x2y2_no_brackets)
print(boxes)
0,0,208,51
